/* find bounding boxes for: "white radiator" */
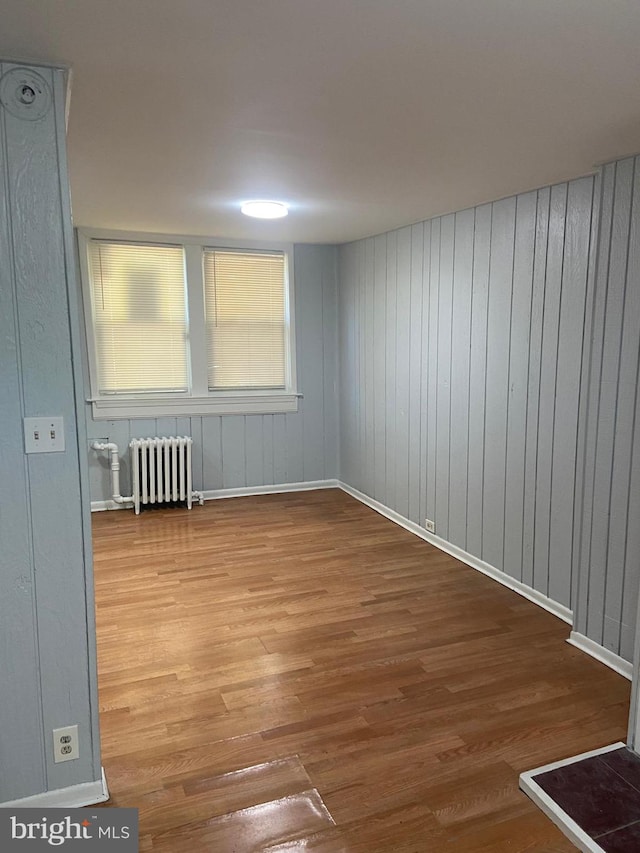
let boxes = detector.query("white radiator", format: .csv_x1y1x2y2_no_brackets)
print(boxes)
129,436,193,515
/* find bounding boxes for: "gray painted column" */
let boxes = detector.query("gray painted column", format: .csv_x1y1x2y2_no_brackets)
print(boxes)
0,59,102,802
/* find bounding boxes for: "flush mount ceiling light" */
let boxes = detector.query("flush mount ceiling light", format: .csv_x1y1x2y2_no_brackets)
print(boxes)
240,200,289,219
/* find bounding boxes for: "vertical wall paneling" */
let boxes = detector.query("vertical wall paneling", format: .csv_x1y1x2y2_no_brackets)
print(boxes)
176,416,191,436
385,231,398,511
323,247,339,479
418,221,432,531
618,162,640,661
482,198,516,572
7,64,96,792
0,64,46,801
364,238,375,498
1,60,101,801
576,165,615,638
466,204,491,557
58,101,102,775
132,419,157,441
522,188,550,588
548,177,593,606
284,411,304,484
262,414,275,486
338,174,608,649
272,413,288,484
604,159,640,653
188,416,204,491
448,209,474,547
221,415,247,488
599,158,635,652
156,417,177,437
503,192,536,581
408,223,424,524
426,218,441,527
357,240,366,493
245,416,264,487
571,175,600,619
435,215,454,540
621,415,640,663
533,184,567,596
202,417,223,490
373,234,387,501
573,155,640,661
588,160,633,644
395,227,412,519
338,242,355,484
297,245,325,482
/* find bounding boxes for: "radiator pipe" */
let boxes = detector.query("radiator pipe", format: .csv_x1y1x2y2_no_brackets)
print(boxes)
91,441,134,506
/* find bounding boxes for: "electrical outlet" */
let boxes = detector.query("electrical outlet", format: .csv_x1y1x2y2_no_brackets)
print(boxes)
425,519,435,533
24,417,65,453
52,725,79,763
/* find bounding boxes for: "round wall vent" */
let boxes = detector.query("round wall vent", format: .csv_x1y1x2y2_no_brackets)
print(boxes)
0,68,52,121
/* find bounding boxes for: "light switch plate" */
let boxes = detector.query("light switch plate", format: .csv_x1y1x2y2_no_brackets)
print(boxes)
24,417,65,453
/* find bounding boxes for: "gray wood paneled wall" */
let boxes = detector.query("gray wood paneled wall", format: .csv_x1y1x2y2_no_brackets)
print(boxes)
0,61,101,802
83,156,640,668
576,156,640,662
86,244,338,501
338,177,597,615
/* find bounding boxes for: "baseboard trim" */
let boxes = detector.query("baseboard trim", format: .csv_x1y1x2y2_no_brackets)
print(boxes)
0,768,109,809
567,632,633,680
91,480,339,511
201,480,339,501
338,482,573,626
519,743,625,853
90,499,132,512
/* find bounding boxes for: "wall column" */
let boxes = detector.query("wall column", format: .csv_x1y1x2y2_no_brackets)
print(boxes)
0,60,103,805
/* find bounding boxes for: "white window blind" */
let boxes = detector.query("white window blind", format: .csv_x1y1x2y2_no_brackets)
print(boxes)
203,249,286,390
87,241,188,395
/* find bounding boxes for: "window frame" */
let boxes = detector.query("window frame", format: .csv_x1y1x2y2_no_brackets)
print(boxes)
78,228,298,420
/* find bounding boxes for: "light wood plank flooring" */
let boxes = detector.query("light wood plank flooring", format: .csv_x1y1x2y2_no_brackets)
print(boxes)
92,489,630,851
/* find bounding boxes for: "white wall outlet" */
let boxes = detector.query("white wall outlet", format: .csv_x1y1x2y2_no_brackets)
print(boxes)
52,724,79,763
24,416,65,453
425,519,435,533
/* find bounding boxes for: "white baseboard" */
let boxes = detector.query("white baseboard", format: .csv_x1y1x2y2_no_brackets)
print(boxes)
338,482,573,625
567,631,633,680
91,480,339,512
199,479,338,501
90,499,133,512
519,742,625,853
0,768,109,809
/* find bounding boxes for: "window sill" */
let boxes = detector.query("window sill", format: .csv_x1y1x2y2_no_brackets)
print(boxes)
89,393,300,420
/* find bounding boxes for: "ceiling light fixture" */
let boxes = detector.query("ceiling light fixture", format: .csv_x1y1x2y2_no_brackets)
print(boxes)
241,200,289,219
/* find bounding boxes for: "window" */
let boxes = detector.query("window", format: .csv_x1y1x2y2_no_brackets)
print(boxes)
203,249,286,390
87,241,189,395
79,230,297,419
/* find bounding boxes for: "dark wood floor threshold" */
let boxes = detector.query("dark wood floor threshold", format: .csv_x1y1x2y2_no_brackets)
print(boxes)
521,743,640,852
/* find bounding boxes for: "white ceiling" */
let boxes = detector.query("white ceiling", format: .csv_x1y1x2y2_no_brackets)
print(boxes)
2,0,640,244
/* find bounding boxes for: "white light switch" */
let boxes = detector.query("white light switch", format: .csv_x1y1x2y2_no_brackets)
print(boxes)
24,417,65,453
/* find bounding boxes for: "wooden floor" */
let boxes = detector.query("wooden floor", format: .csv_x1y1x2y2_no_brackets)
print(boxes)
92,489,630,852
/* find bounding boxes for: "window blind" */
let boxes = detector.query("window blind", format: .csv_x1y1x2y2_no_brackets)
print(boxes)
88,241,188,394
203,249,286,389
